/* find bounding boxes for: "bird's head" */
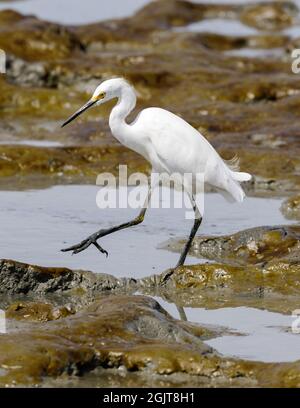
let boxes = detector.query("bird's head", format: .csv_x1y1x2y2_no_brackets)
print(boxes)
61,77,133,128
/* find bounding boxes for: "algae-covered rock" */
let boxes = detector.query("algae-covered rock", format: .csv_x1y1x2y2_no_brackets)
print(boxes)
281,195,300,220
0,259,129,295
240,1,297,31
0,259,299,387
0,295,214,386
0,144,148,182
0,10,83,61
6,301,75,322
154,225,300,313
0,294,300,387
163,225,300,266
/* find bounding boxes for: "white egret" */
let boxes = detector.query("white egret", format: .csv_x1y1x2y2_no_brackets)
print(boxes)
61,77,251,277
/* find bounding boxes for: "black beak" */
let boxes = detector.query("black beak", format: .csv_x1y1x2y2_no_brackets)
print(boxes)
61,99,96,128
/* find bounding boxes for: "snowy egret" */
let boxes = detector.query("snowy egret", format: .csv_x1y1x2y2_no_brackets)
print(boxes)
61,78,251,275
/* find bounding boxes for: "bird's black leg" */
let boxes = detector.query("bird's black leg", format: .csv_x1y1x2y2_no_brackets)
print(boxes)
61,186,152,255
163,194,202,283
175,213,202,268
163,194,202,321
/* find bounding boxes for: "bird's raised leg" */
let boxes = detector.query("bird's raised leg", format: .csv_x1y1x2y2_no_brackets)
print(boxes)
163,194,202,283
61,185,152,255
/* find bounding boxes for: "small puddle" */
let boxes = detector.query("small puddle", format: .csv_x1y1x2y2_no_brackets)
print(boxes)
175,18,259,36
224,48,285,59
153,300,300,363
0,140,62,147
283,24,300,38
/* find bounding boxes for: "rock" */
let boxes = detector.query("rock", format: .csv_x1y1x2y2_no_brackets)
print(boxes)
281,195,300,220
0,294,299,387
0,10,83,61
154,225,300,313
0,295,214,386
240,2,298,31
6,55,48,88
6,301,75,322
0,144,147,182
163,225,300,266
0,259,130,295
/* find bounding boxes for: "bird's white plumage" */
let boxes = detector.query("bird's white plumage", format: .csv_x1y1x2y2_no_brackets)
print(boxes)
60,77,252,266
93,78,251,205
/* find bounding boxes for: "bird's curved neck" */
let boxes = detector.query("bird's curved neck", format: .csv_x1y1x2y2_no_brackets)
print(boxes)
109,86,136,138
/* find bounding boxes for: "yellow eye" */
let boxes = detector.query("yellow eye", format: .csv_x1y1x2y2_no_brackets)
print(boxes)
92,91,105,102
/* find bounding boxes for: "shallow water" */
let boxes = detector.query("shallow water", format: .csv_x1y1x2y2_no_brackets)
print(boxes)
154,300,300,363
176,16,300,38
0,0,299,28
0,184,290,277
0,139,62,147
175,18,259,36
225,48,286,59
0,0,150,24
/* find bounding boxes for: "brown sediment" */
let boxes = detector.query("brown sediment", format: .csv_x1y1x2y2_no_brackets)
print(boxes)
6,301,75,322
240,2,297,31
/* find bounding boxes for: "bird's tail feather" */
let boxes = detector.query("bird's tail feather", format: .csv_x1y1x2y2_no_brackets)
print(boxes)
231,171,252,182
209,155,252,203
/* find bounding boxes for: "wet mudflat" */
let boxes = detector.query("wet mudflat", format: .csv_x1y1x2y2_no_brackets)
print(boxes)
1,0,300,387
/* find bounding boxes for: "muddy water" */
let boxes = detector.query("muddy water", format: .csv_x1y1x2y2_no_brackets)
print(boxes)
0,185,289,278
